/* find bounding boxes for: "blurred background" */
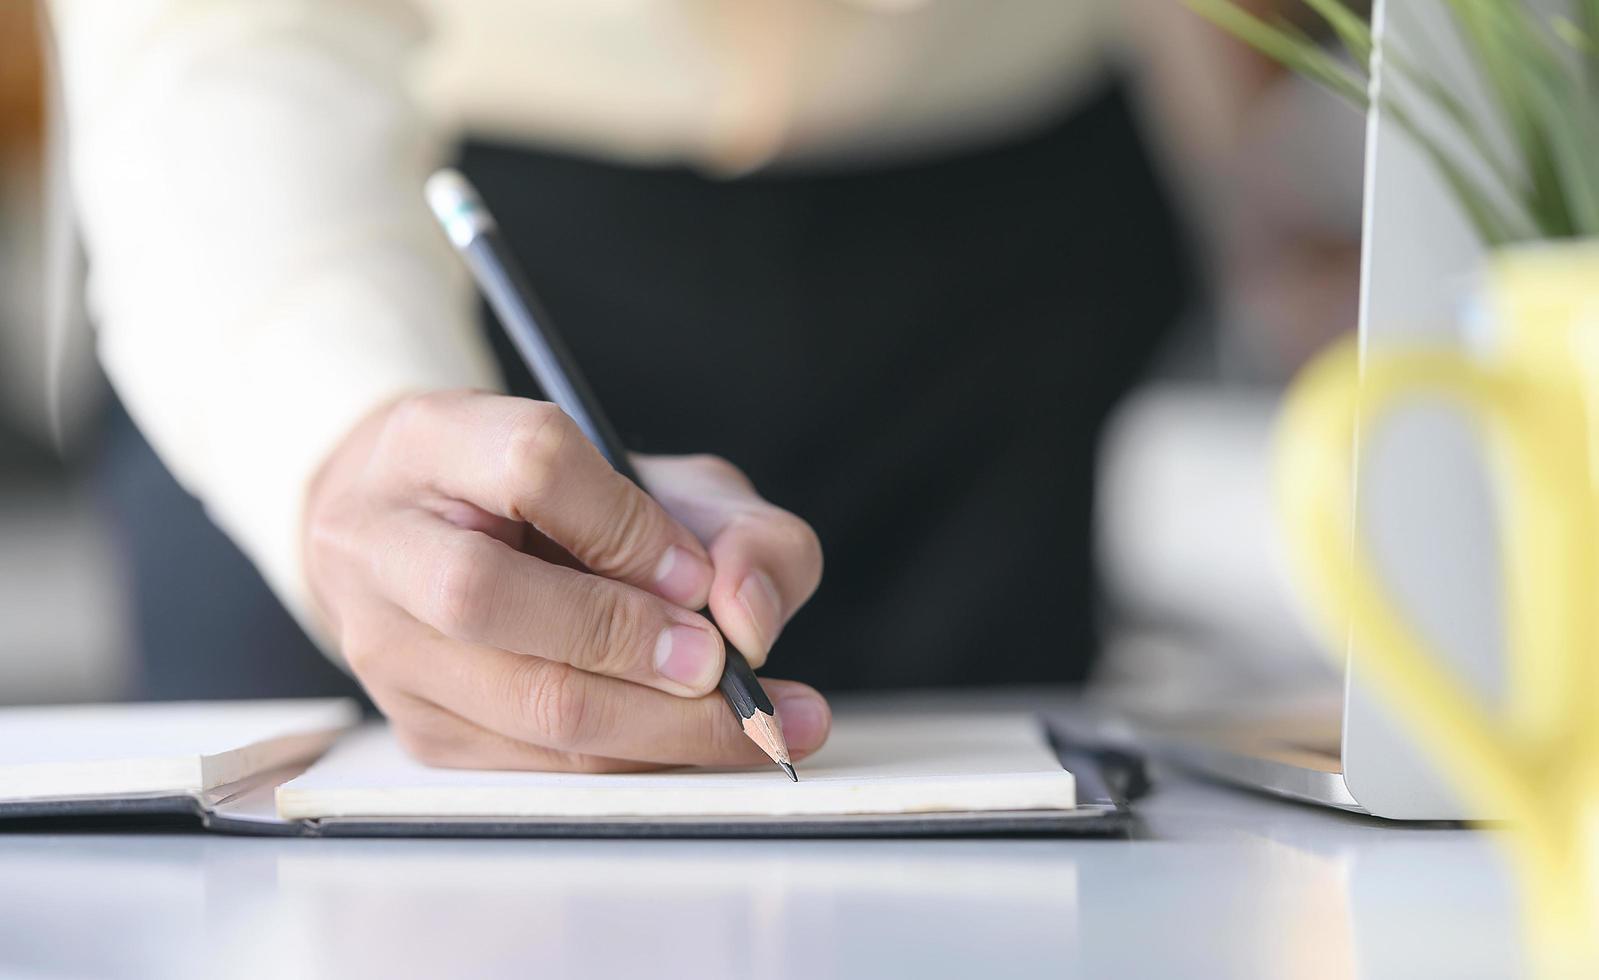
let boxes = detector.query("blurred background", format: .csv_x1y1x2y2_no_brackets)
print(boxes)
1,0,131,704
0,0,1363,710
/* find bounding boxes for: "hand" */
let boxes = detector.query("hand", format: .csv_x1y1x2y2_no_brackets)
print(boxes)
303,390,830,771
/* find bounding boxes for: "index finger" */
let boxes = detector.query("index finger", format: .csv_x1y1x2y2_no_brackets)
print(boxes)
374,513,728,698
383,390,714,608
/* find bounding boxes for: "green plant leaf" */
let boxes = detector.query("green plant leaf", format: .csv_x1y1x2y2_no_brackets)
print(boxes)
1185,0,1370,104
1583,0,1599,87
1299,0,1373,67
1383,44,1524,208
1191,0,1599,244
1381,97,1528,244
1465,1,1599,235
1438,0,1571,235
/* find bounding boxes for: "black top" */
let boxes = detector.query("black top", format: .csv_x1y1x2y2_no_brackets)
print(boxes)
462,81,1191,691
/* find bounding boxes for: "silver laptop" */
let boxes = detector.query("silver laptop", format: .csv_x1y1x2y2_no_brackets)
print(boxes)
1177,0,1521,820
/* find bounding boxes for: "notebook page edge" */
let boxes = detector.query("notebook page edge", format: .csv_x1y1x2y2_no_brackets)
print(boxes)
0,757,203,802
276,711,1076,821
277,770,1075,820
0,698,360,804
197,724,352,793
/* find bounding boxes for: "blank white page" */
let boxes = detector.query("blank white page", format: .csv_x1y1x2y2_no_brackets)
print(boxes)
0,699,360,802
276,712,1075,820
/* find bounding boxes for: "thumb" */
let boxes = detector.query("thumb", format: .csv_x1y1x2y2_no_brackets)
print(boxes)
635,454,823,668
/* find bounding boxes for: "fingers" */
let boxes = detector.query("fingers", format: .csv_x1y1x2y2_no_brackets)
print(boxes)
702,513,823,670
373,691,659,773
370,393,822,678
355,614,832,768
637,455,823,667
375,514,727,697
382,391,714,608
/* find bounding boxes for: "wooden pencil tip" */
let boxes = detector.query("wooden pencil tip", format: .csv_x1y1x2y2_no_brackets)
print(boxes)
740,711,794,774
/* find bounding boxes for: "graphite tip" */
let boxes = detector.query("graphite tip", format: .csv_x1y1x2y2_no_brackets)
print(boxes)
780,761,798,782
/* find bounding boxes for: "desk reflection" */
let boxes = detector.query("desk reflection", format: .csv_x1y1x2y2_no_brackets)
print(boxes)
0,775,1527,980
257,841,1079,978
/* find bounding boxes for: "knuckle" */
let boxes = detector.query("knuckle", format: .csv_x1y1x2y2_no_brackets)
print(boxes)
778,513,824,572
304,511,343,568
688,453,750,488
800,529,825,593
392,722,461,768
502,402,569,513
305,512,360,586
576,586,648,677
428,535,497,636
522,660,592,747
378,395,427,448
374,391,466,483
755,511,824,591
388,705,471,767
686,701,747,762
337,618,398,681
340,633,382,678
546,749,632,774
583,488,657,576
381,390,451,448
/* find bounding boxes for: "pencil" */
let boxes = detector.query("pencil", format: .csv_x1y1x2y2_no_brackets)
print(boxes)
424,169,797,782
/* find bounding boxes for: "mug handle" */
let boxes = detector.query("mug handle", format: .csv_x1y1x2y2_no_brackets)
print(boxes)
1274,337,1526,808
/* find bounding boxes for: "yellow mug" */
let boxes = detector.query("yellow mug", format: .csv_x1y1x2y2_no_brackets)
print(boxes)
1274,242,1599,965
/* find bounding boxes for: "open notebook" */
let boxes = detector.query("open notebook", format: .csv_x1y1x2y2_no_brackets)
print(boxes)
0,699,1126,837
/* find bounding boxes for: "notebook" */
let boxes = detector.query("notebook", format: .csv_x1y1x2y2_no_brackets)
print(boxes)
0,699,1127,837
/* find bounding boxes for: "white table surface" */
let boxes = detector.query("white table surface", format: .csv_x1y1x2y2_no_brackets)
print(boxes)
0,712,1524,980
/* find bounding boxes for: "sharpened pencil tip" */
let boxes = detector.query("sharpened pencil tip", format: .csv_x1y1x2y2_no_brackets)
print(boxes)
780,761,798,782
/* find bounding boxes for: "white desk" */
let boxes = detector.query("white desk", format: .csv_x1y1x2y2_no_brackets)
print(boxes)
0,760,1522,979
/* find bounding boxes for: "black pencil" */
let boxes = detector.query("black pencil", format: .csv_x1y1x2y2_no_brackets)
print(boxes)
425,169,797,781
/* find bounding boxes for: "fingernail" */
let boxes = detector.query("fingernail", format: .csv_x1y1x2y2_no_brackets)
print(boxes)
654,545,712,607
736,571,783,655
653,624,722,690
773,691,829,753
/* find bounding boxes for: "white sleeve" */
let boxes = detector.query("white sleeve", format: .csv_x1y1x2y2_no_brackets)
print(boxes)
46,0,502,639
